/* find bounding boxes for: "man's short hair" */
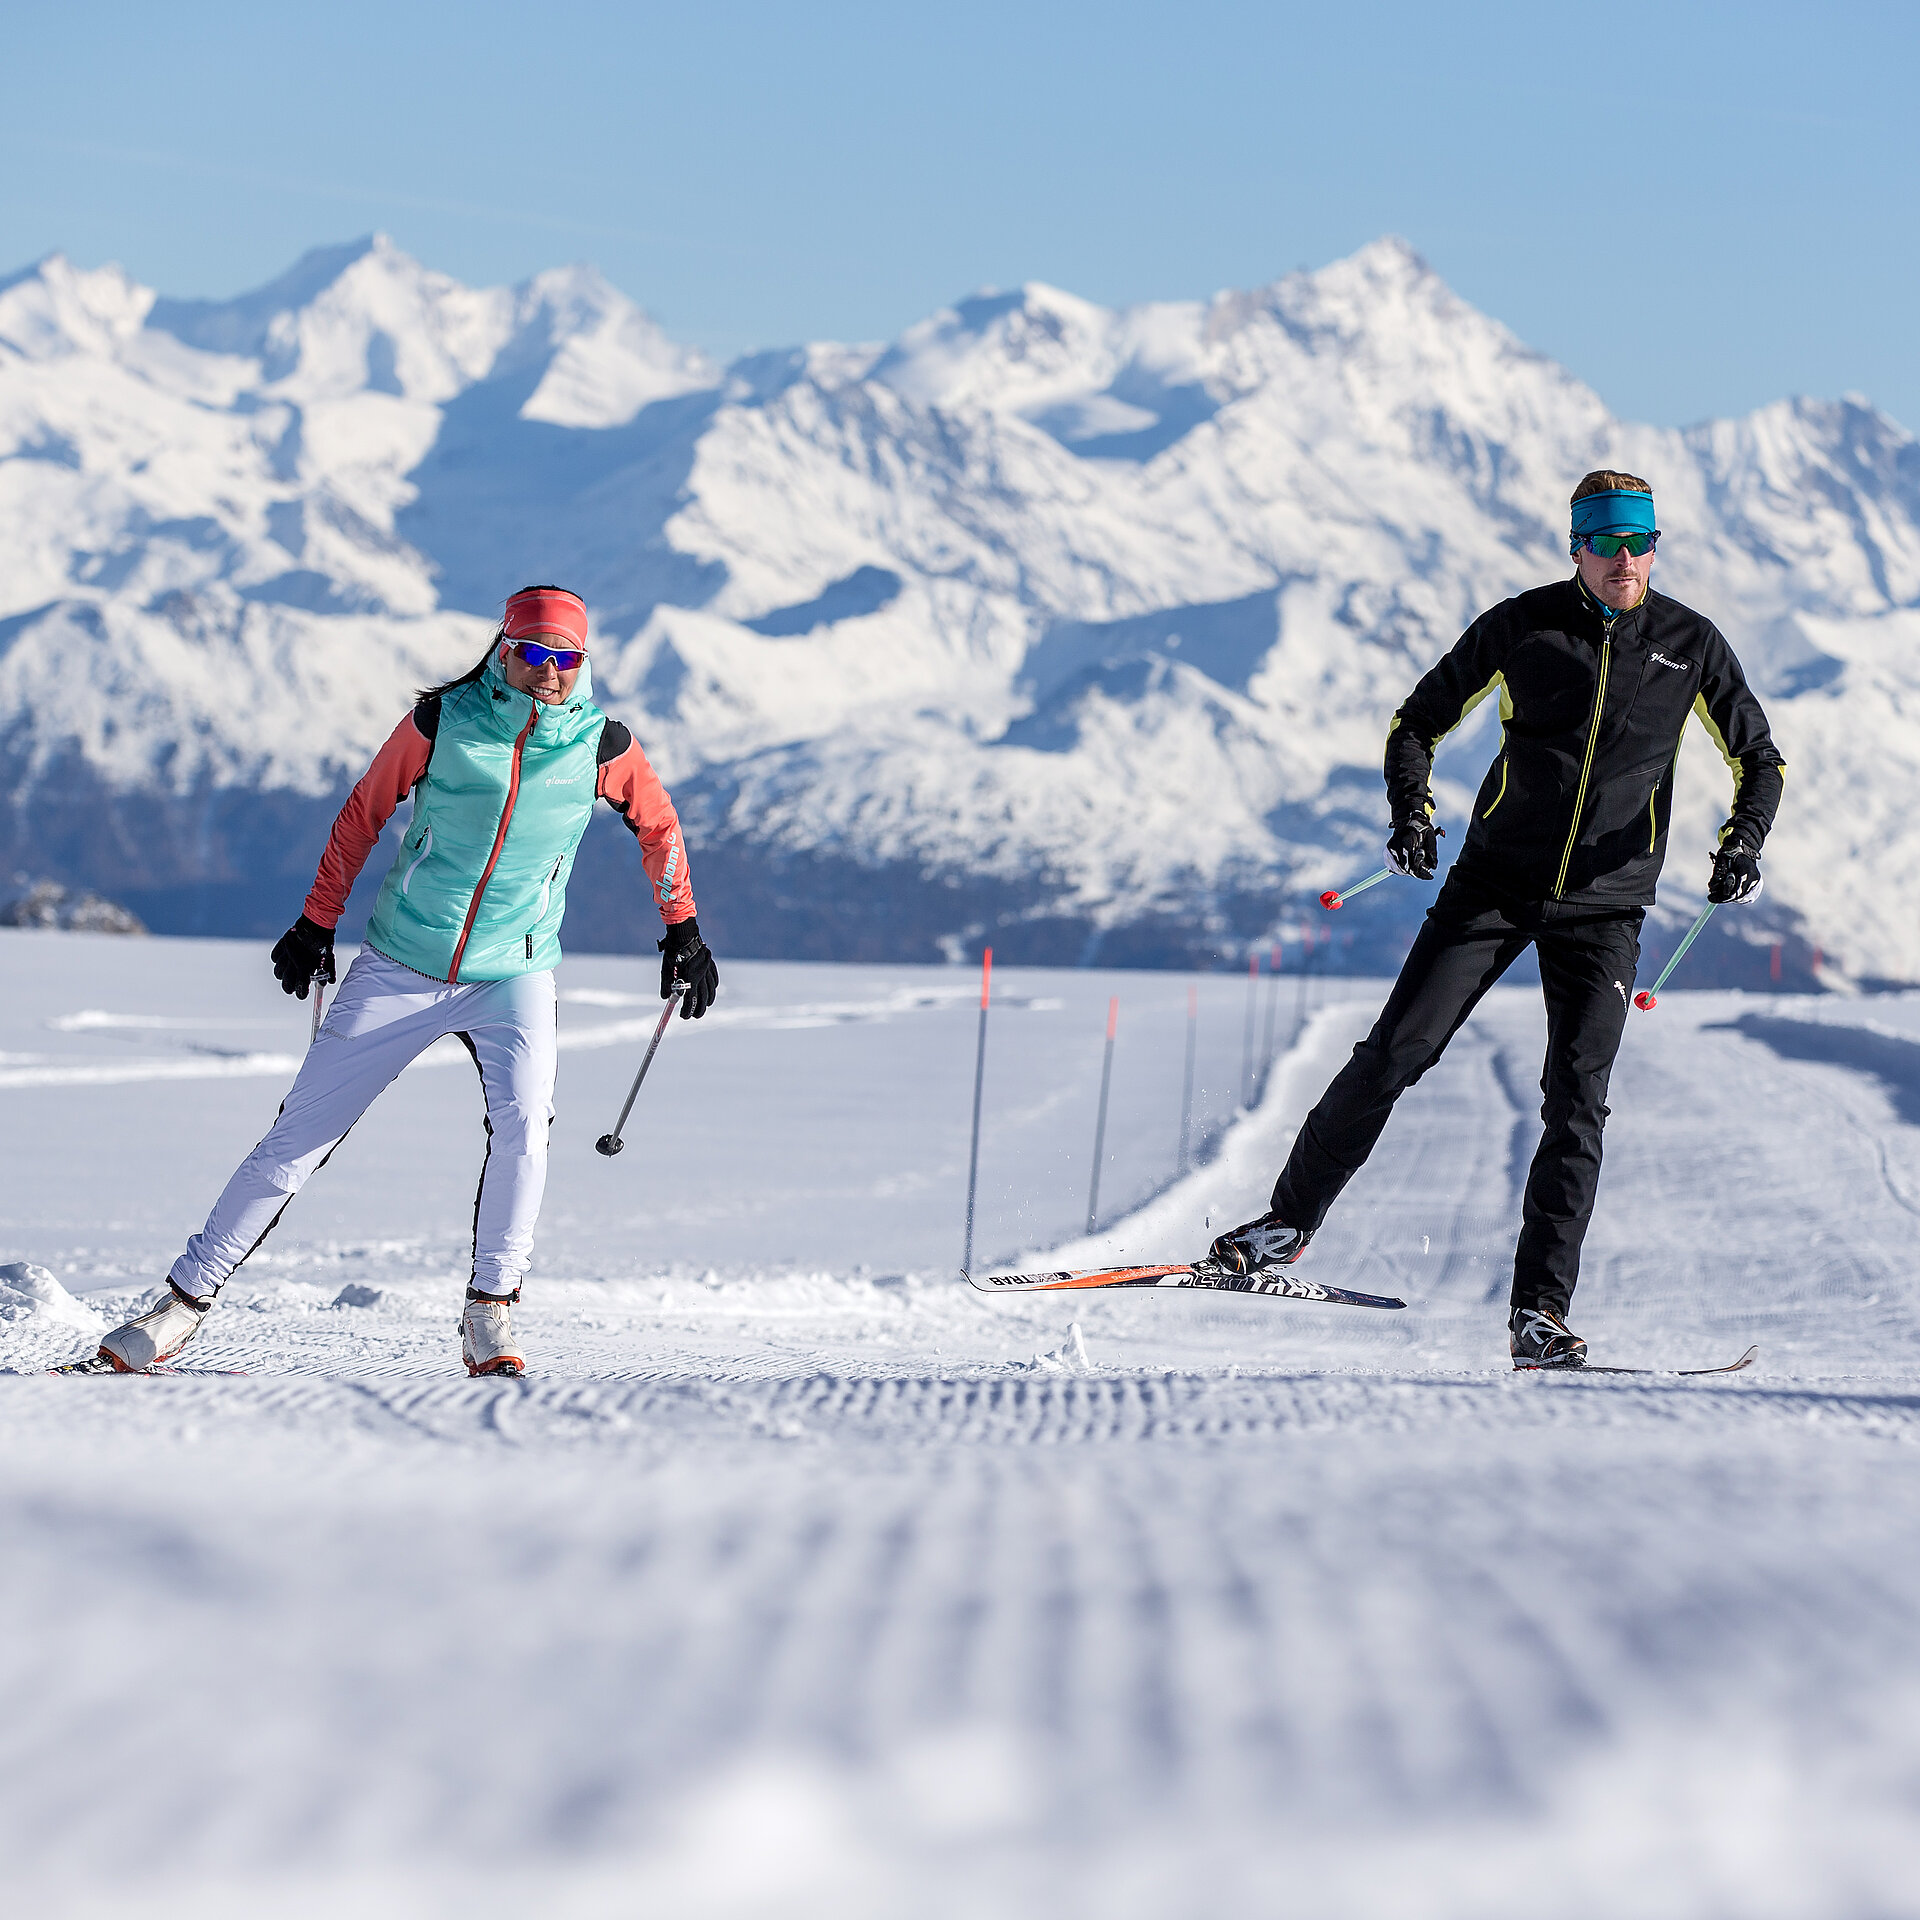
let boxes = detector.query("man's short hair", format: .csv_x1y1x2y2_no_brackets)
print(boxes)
1571,469,1652,505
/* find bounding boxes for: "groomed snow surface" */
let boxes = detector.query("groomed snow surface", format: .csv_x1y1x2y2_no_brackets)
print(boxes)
4,929,1919,1919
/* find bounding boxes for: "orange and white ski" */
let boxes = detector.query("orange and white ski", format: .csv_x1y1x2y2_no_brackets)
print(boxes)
968,1263,1405,1309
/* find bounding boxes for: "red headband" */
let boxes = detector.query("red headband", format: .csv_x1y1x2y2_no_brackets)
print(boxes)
503,587,589,649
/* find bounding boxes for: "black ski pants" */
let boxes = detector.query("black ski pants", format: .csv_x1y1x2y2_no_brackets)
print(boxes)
1271,872,1644,1318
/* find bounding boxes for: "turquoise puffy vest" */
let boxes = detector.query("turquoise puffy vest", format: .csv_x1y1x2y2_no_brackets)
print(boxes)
366,654,606,983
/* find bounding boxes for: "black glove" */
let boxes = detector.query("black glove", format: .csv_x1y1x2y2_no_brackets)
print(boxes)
1385,815,1443,881
270,915,336,999
659,917,719,1019
1708,836,1764,905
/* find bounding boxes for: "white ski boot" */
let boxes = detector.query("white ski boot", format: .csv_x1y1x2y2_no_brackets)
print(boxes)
460,1286,524,1377
98,1282,214,1373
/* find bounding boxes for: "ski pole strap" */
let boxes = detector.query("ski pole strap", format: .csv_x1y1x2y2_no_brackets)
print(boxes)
1645,903,1716,997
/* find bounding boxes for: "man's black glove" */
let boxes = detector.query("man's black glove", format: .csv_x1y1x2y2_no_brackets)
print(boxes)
1385,815,1444,881
659,917,719,1019
270,915,336,999
1708,835,1764,905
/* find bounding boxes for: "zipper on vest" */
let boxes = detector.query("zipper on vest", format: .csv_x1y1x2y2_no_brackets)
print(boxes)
399,824,433,894
1552,637,1611,899
449,703,538,982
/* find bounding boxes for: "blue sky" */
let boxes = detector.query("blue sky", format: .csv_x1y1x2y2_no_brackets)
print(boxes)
6,1,1917,430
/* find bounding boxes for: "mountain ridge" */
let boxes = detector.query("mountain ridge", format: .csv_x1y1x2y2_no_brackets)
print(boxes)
2,233,1914,982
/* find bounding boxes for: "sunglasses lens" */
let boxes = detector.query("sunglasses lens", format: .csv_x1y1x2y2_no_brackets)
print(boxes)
1587,532,1655,558
513,642,584,669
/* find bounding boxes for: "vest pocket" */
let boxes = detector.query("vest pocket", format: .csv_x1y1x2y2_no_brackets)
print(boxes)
400,825,434,894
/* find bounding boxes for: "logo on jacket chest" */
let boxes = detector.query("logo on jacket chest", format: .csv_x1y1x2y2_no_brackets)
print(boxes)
1648,650,1690,672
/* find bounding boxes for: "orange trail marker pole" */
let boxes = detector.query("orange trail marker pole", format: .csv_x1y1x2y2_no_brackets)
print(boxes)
961,948,993,1274
1261,941,1281,1078
1177,984,1198,1177
1241,955,1259,1107
1085,995,1119,1234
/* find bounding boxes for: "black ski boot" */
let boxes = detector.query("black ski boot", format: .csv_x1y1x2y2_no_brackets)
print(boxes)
1205,1210,1313,1277
1510,1307,1587,1370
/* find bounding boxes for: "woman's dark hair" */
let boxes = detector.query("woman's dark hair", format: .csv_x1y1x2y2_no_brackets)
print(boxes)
417,625,504,703
416,584,576,702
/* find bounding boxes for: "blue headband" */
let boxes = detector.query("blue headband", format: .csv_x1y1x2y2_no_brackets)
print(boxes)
1571,489,1657,539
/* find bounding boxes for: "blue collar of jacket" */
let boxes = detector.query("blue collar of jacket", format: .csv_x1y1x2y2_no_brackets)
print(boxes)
1573,572,1648,629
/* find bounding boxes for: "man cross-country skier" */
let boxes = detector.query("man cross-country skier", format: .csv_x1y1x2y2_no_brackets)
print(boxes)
1204,472,1784,1367
85,584,720,1378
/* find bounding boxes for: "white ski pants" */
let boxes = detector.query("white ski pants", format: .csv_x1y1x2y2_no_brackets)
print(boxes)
170,947,558,1301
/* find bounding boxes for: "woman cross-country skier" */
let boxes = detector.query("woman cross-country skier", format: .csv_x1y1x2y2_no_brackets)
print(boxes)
87,584,718,1378
1202,471,1785,1368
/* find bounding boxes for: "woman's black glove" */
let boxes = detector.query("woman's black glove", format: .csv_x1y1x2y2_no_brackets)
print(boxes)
1385,816,1443,881
271,915,337,999
659,917,719,1019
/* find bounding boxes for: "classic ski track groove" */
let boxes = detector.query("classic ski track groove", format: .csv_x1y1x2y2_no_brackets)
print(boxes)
10,968,1920,1913
54,1363,1920,1453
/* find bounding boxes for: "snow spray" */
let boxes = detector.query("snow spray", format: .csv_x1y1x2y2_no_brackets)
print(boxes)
1633,904,1717,1010
1321,867,1392,910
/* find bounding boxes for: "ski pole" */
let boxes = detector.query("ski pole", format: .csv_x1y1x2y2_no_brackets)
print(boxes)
1320,868,1392,910
1633,904,1716,1010
595,983,687,1155
309,975,327,1045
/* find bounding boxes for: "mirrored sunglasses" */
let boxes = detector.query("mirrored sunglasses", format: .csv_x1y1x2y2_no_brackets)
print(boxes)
510,640,586,670
1577,531,1659,558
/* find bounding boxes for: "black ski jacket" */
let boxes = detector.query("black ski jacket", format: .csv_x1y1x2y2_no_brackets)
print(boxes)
1385,576,1784,907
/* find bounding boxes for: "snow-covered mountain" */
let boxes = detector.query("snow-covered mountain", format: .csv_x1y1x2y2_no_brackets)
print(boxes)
4,233,1916,978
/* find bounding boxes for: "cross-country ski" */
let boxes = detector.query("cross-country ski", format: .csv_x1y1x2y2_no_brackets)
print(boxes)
971,1262,1407,1309
1569,1344,1760,1377
47,1356,252,1377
